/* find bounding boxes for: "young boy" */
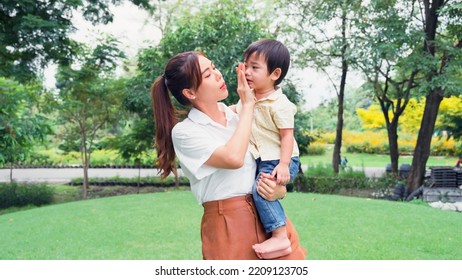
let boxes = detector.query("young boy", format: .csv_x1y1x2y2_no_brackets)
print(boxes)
235,39,300,259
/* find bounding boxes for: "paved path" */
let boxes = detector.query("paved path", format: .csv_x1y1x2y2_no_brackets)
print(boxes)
0,166,386,183
0,168,164,183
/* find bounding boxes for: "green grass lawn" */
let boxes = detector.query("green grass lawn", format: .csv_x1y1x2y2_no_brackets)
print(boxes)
300,150,458,168
1,190,461,260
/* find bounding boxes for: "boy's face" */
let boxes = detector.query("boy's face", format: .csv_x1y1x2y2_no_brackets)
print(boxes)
244,53,279,92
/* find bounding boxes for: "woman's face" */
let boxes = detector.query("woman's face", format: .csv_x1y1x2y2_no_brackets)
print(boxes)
194,55,228,103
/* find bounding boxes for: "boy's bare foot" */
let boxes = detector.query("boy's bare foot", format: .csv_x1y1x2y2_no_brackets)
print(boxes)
260,246,292,259
253,235,291,259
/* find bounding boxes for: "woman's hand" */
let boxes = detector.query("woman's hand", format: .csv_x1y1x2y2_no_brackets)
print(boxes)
235,62,255,107
256,172,287,201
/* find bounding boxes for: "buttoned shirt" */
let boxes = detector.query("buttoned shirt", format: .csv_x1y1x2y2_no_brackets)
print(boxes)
236,87,299,161
172,103,256,204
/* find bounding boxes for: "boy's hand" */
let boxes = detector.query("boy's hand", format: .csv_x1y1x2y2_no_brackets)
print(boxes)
271,163,290,185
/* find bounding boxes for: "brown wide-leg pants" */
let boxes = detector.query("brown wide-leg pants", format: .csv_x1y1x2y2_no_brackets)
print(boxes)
201,194,307,260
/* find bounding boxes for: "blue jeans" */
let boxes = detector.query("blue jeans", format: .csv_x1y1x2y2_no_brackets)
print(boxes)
253,157,300,233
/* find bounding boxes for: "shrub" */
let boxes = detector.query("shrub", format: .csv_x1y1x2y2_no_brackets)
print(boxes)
344,131,390,154
431,137,458,156
0,182,55,210
304,177,368,193
31,149,158,167
341,130,461,156
292,164,399,195
306,142,326,155
304,163,336,177
68,176,190,187
22,153,53,167
321,131,336,144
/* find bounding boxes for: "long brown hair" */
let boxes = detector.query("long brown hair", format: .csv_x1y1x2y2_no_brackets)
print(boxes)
151,51,204,178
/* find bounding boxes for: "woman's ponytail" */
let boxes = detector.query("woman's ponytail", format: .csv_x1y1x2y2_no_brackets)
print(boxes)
151,75,177,178
150,51,204,178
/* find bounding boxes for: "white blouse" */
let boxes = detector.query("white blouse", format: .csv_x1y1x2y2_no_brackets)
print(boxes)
172,103,256,204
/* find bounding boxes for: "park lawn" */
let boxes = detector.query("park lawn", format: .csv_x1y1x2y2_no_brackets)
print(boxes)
300,152,458,168
1,190,461,260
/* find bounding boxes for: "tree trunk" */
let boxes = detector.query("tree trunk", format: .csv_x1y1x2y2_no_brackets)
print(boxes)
407,0,446,194
81,130,89,199
333,12,348,174
137,159,141,194
408,90,443,192
333,83,345,174
387,120,400,177
173,165,179,190
82,147,89,199
9,164,13,183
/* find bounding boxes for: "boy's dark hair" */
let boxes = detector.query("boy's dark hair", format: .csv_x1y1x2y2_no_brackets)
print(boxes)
244,39,290,85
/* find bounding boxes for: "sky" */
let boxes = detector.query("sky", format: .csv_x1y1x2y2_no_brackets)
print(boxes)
45,2,364,110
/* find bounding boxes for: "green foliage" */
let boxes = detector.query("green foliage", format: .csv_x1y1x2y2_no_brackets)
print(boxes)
297,176,366,194
17,149,157,167
0,0,152,82
0,77,52,168
294,163,398,195
294,110,315,155
0,182,54,210
306,142,326,155
55,37,129,197
294,162,400,194
55,38,127,159
303,163,366,178
69,176,190,187
112,119,155,163
277,0,362,68
436,96,462,140
310,87,368,132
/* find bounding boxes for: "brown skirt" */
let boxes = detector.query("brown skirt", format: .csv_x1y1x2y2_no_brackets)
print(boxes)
201,194,307,260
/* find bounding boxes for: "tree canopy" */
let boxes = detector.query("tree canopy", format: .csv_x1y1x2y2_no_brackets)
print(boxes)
0,77,51,177
55,37,127,198
0,0,151,82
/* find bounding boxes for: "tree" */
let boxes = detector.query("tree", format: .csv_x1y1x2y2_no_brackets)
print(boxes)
55,38,126,199
408,0,462,193
309,87,368,132
148,0,187,36
353,0,425,176
276,0,362,173
0,78,51,181
0,0,152,82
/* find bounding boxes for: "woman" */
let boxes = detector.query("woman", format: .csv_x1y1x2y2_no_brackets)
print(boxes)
151,51,306,260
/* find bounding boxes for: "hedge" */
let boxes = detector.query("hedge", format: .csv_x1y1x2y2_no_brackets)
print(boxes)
0,182,54,210
289,174,398,195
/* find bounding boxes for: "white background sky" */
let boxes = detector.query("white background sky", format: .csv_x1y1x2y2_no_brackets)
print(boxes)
46,2,364,110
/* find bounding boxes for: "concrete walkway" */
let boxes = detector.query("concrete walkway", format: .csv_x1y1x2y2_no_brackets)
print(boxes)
0,166,386,183
0,168,164,183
